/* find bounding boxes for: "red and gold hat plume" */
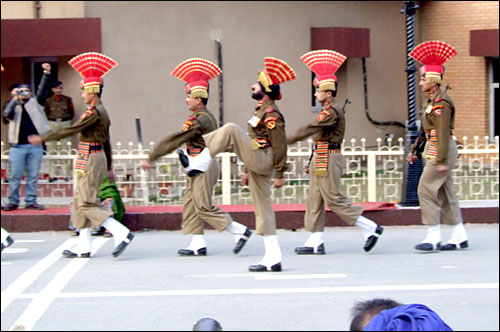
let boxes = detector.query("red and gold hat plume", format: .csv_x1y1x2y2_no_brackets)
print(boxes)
68,52,118,93
300,50,346,91
409,41,457,84
258,57,296,93
171,58,222,98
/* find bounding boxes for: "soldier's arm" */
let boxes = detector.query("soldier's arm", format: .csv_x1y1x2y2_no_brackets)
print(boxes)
433,101,452,165
287,109,338,144
147,120,203,163
41,109,99,142
265,113,288,179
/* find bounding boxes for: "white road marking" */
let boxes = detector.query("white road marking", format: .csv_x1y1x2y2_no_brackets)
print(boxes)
1,262,12,265
9,238,109,331
186,273,348,280
2,248,29,254
14,240,44,243
1,238,76,314
16,282,499,299
253,273,348,280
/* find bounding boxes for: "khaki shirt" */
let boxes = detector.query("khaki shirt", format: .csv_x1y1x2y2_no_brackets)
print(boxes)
247,100,288,179
287,101,345,145
42,101,113,169
44,95,74,121
410,88,455,165
148,108,217,163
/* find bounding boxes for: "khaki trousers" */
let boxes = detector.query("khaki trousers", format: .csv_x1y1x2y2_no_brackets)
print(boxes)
46,120,72,178
418,139,462,226
72,152,113,229
203,123,277,235
305,152,363,231
182,158,233,234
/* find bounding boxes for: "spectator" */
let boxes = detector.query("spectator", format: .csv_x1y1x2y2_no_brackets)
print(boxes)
2,83,21,125
350,298,453,331
44,80,75,182
193,318,222,331
2,63,52,211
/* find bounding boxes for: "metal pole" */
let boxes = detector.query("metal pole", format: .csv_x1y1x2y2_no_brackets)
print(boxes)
215,39,223,126
400,0,423,207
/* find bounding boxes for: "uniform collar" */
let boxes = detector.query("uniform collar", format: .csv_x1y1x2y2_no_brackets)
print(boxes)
428,88,442,103
255,99,274,111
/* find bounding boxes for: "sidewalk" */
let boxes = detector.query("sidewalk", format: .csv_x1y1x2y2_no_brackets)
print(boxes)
1,201,498,232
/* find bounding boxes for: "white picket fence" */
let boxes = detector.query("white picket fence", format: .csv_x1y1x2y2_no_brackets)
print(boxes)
1,136,498,207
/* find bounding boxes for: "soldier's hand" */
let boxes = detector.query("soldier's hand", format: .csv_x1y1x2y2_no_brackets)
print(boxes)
141,161,152,170
107,170,116,182
240,173,249,186
274,178,285,188
437,164,449,173
41,63,51,74
304,165,310,174
406,152,418,164
28,135,43,146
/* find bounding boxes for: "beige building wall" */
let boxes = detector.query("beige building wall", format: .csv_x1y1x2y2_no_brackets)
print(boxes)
81,1,411,146
2,1,422,147
0,1,84,19
419,1,499,140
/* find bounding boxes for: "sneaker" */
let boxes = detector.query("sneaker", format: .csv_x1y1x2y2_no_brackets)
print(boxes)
25,203,45,210
3,203,19,211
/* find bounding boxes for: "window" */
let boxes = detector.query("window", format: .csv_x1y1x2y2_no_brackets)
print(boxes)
29,57,59,96
311,73,322,112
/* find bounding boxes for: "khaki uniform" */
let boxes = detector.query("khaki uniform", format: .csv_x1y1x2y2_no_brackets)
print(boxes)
148,109,233,234
410,88,462,226
288,101,363,231
203,100,288,235
42,101,113,229
44,95,75,177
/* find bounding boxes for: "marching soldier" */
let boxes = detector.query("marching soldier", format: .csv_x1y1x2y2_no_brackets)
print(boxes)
407,41,468,252
29,52,134,258
287,50,383,255
187,57,296,271
141,58,252,256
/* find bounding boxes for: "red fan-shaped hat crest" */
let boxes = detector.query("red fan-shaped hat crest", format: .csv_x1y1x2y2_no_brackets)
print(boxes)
171,58,222,98
409,41,456,83
68,52,118,93
301,50,346,91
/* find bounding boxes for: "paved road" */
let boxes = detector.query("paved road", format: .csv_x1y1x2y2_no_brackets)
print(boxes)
1,224,499,331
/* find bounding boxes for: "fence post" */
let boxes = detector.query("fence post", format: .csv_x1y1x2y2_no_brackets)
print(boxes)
367,152,377,201
221,153,232,205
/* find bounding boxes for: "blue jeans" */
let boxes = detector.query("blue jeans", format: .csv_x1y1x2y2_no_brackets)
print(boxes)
8,144,44,205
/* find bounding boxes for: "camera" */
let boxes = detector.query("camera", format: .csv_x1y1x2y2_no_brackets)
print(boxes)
17,89,30,97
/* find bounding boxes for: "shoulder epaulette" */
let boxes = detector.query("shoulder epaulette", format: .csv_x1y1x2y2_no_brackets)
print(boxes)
265,107,275,114
264,116,278,123
80,108,95,120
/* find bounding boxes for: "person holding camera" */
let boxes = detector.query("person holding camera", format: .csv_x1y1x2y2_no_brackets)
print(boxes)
2,63,52,211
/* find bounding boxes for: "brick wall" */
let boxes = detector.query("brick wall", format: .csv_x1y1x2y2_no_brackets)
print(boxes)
419,1,499,139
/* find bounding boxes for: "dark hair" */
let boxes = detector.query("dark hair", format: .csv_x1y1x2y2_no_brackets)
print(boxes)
8,83,21,91
350,298,402,331
200,97,208,105
259,82,281,100
51,80,63,88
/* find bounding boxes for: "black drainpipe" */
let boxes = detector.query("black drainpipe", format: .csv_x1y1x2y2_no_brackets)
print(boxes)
215,39,223,126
